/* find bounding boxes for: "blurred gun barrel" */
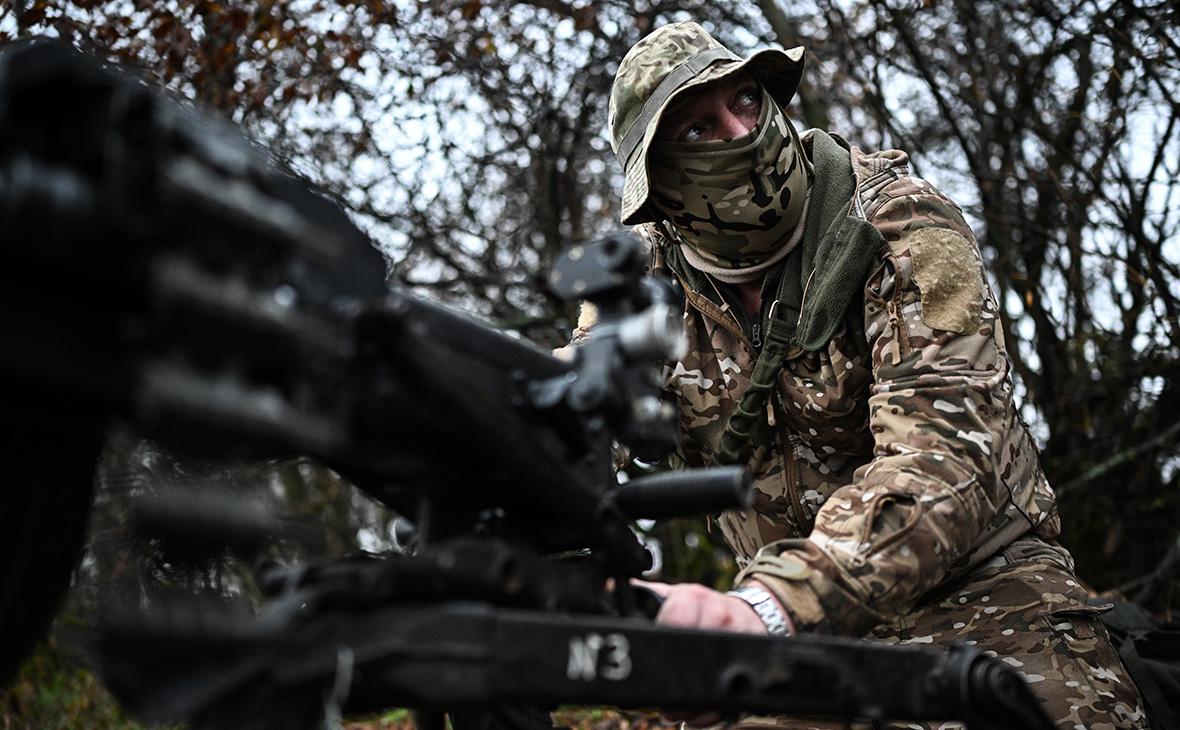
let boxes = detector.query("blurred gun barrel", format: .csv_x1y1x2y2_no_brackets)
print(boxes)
616,466,752,519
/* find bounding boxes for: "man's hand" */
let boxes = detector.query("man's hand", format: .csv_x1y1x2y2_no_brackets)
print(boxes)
632,580,793,728
635,579,770,634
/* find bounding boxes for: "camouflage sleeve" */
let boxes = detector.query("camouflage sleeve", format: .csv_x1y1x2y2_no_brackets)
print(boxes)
737,191,1023,637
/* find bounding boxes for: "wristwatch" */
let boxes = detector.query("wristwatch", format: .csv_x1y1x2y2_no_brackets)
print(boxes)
727,585,791,636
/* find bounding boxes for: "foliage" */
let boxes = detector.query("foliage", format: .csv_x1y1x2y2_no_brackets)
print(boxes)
345,708,415,729
640,517,738,588
0,641,148,730
550,707,677,730
0,0,796,343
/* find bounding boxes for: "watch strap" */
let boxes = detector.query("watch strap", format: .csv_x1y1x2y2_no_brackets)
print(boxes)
727,585,791,636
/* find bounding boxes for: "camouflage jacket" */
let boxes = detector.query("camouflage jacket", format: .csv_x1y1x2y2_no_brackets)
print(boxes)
604,132,1067,638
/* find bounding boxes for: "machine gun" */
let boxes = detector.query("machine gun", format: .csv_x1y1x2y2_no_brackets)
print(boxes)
0,40,1053,730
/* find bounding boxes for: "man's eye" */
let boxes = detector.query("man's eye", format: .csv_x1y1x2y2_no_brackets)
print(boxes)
736,89,760,109
681,125,707,143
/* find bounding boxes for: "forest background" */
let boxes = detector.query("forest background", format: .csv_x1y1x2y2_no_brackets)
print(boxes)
1,0,1178,727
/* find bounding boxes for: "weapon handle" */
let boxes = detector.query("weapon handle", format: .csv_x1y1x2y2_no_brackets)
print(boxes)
616,467,752,519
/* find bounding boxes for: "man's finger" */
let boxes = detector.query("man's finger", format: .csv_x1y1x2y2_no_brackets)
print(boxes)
631,578,673,597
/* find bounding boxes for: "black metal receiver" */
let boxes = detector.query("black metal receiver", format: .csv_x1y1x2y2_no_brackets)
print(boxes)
0,40,1053,730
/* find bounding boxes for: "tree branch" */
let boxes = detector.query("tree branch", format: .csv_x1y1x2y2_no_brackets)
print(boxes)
1055,418,1180,498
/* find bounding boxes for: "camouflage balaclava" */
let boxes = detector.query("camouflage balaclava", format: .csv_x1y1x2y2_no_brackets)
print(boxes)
646,87,810,273
608,21,805,243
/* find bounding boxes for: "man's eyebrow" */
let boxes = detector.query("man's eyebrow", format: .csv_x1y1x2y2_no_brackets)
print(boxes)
664,91,703,118
665,82,725,117
661,75,753,125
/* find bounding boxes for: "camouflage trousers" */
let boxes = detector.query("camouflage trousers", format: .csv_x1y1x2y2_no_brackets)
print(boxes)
732,539,1149,730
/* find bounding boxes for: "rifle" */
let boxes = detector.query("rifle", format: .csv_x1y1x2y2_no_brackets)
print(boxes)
0,39,1053,730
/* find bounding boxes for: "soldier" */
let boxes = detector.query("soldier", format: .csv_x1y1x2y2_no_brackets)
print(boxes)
594,20,1149,729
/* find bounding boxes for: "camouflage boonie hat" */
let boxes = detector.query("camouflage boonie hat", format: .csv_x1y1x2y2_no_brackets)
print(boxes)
609,21,804,225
